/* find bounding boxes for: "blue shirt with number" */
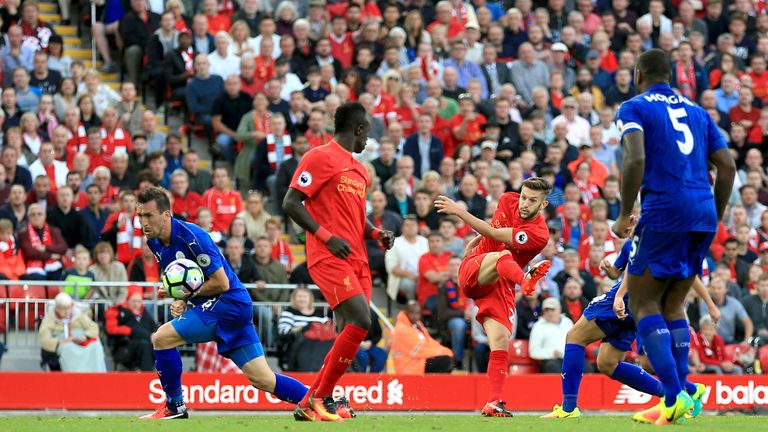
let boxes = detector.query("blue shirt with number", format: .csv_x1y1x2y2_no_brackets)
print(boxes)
615,83,727,232
147,217,248,306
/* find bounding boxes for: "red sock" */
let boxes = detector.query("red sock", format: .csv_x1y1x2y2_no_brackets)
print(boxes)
487,350,509,402
315,324,369,397
300,352,330,405
496,254,524,285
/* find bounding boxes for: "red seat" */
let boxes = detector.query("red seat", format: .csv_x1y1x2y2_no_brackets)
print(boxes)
7,285,47,311
724,344,740,362
759,346,768,368
15,304,45,330
509,364,539,374
0,307,6,333
46,286,61,299
508,339,537,366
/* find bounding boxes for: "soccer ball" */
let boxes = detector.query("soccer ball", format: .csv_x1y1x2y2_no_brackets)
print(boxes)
163,258,204,300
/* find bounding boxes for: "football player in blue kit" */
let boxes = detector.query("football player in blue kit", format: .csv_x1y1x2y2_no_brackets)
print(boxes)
136,187,308,419
611,48,736,425
541,239,720,421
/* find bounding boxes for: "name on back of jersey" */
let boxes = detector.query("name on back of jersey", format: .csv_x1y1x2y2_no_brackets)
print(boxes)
642,93,695,106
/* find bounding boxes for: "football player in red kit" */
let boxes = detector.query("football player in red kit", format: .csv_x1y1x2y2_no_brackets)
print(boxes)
434,177,552,417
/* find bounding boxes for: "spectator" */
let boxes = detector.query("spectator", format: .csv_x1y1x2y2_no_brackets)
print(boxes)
509,42,550,104
252,237,289,287
554,249,597,300
29,142,68,190
13,68,40,113
110,153,136,190
571,63,606,110
145,11,178,106
479,44,512,100
99,107,132,157
139,111,166,154
741,185,767,227
418,232,452,315
182,150,212,195
163,31,195,105
80,184,110,248
105,285,158,371
30,51,62,96
414,189,441,235
47,186,89,250
0,218,26,281
88,241,128,304
529,297,574,373
84,128,112,173
61,245,96,299
253,113,291,197
276,136,310,216
391,301,454,374
170,169,202,222
191,13,215,54
719,237,750,288
276,286,333,372
196,207,223,243
202,167,243,233
100,190,141,266
561,277,589,322
700,277,753,344
403,114,444,179
1,26,34,85
455,175,486,219
743,273,768,339
604,67,636,107
211,75,253,166
437,255,469,369
355,309,388,373
163,133,184,175
234,93,270,194
18,203,66,280
208,32,240,79
238,191,271,242
127,239,160,284
225,236,261,284
2,146,32,191
730,87,760,135
186,53,224,134
553,96,591,148
385,216,429,301
450,93,486,148
27,174,57,210
266,217,292,271
118,0,161,85
277,287,328,336
83,71,120,119
20,0,56,51
693,316,744,374
39,292,106,372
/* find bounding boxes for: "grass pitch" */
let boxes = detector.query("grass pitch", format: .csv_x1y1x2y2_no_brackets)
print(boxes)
0,414,764,432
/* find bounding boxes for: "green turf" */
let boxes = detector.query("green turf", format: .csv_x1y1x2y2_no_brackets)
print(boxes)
0,415,765,432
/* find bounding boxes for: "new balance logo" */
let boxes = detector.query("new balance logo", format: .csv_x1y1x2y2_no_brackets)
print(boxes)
613,385,653,405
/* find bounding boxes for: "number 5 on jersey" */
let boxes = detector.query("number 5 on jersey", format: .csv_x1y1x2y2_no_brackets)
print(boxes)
667,107,694,155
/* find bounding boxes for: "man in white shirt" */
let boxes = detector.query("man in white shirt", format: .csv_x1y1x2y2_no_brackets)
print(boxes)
552,96,591,146
529,297,574,373
208,32,240,79
385,216,429,301
29,142,69,189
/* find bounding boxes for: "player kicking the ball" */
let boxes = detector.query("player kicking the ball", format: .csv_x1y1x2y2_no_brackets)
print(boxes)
283,102,395,422
137,187,308,420
541,238,719,421
611,48,735,425
434,179,551,417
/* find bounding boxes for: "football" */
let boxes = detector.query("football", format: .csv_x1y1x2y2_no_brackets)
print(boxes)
163,258,205,300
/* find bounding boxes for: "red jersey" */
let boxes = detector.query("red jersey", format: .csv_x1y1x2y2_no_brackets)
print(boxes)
469,192,549,267
290,140,369,267
271,240,294,269
100,185,120,207
85,149,112,172
328,32,355,69
73,191,88,210
387,106,421,136
305,130,333,149
100,127,132,156
253,56,275,92
372,93,396,122
172,191,203,221
729,105,761,133
207,14,231,33
417,251,452,306
432,115,455,157
241,77,260,97
202,188,243,233
450,113,486,147
426,20,464,39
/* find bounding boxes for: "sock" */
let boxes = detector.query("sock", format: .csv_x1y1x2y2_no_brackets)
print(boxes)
636,315,682,407
315,324,368,397
611,362,664,397
154,349,184,407
561,344,585,412
666,319,691,396
496,254,524,285
684,381,698,395
273,374,309,404
487,350,509,402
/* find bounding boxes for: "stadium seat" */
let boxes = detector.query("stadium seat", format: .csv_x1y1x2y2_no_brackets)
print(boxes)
7,285,47,311
723,344,740,362
508,339,537,366
46,286,61,299
759,346,768,368
0,307,6,333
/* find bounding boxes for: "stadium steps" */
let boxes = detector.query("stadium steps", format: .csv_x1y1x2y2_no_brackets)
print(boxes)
40,13,61,23
39,3,56,12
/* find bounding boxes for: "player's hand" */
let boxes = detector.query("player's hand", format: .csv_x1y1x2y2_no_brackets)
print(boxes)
379,230,395,250
326,235,352,259
613,296,627,320
434,195,460,215
708,306,721,326
170,300,187,317
599,259,621,279
611,214,637,239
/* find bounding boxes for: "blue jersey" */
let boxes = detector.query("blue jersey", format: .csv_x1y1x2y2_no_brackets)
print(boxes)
148,217,247,306
615,83,727,233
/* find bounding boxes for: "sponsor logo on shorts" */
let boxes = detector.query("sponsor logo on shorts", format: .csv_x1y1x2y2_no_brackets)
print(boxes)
298,171,312,187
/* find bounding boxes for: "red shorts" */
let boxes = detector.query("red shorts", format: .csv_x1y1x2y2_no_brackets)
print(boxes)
459,252,516,332
308,257,372,309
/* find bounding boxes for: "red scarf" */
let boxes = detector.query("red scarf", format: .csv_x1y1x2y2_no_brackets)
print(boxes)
181,48,194,73
451,3,468,25
676,61,696,101
0,238,15,258
560,214,587,246
418,55,440,81
26,223,61,273
253,111,271,136
116,212,142,265
266,134,292,170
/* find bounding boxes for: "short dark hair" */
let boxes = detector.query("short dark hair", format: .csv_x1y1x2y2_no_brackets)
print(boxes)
147,151,166,164
636,48,671,83
521,177,553,195
605,174,619,184
334,102,367,134
137,186,171,212
87,126,101,136
724,237,739,246
86,183,100,192
538,166,555,177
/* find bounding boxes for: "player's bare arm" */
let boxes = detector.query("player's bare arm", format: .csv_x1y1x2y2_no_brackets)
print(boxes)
612,131,643,238
613,271,629,320
709,148,737,222
600,258,622,280
365,219,395,250
195,267,230,296
434,195,514,247
283,187,352,259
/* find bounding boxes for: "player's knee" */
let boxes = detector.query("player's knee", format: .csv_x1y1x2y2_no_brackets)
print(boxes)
596,355,618,376
248,370,275,391
151,330,173,350
349,312,371,331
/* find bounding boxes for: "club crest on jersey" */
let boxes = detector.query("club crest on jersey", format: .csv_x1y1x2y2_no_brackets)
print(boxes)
197,254,211,267
298,171,312,187
176,251,185,260
515,231,529,244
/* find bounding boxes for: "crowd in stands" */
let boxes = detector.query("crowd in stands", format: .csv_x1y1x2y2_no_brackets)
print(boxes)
0,0,765,375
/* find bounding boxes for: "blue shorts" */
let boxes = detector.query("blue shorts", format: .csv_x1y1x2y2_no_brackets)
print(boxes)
171,289,263,362
583,287,636,352
627,222,715,280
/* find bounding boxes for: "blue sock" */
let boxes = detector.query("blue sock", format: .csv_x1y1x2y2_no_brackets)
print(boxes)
561,343,585,412
636,314,681,407
611,362,664,397
154,349,184,406
273,374,308,404
684,381,697,395
666,319,692,396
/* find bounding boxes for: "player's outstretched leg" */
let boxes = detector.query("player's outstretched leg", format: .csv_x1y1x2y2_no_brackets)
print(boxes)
140,324,189,420
481,319,514,418
297,294,371,422
238,353,308,403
